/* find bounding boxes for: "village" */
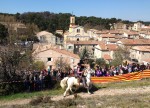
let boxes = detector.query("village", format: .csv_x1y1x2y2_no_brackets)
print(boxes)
29,16,150,70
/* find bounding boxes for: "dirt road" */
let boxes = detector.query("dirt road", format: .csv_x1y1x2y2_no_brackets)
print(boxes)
0,86,150,106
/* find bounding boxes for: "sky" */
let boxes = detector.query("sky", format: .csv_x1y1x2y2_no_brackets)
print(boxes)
0,0,150,21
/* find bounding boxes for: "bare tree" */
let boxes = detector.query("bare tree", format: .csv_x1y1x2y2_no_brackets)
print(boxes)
0,45,32,81
111,46,130,66
54,57,70,71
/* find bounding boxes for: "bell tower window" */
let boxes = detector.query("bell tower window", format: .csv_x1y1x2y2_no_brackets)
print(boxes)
77,29,80,33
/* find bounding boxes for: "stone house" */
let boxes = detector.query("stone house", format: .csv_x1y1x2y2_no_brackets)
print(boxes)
123,31,140,39
94,43,118,63
130,46,150,63
32,44,80,70
65,41,99,59
36,31,56,44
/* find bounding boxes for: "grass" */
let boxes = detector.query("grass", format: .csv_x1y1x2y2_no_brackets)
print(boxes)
76,93,150,108
0,88,64,101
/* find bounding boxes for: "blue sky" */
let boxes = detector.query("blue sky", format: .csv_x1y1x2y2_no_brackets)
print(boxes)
0,0,150,21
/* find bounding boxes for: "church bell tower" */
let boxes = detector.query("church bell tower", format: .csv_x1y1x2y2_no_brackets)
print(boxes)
69,16,75,32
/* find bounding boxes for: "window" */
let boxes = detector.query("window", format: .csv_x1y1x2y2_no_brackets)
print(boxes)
68,46,73,49
77,29,80,33
47,57,52,61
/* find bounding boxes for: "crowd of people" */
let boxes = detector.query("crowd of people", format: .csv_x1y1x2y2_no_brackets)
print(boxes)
22,59,150,92
23,70,52,92
94,63,150,77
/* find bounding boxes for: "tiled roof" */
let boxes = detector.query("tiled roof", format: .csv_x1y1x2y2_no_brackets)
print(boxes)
103,54,112,60
98,43,108,50
51,48,80,59
119,39,150,45
107,44,118,50
124,31,139,35
66,41,99,45
33,44,80,59
98,43,118,51
143,59,150,63
132,46,150,52
141,27,150,31
36,31,53,36
101,34,116,38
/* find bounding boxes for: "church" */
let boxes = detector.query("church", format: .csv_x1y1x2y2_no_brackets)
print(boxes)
64,16,90,42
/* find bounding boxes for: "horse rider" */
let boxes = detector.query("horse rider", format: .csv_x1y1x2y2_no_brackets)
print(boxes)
77,59,88,88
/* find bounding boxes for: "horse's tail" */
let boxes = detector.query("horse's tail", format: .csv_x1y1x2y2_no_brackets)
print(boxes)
60,77,69,89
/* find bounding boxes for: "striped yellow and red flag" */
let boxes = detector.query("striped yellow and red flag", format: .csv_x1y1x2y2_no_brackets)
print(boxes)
91,70,150,83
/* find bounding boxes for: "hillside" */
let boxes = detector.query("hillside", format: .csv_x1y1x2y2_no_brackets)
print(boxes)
0,12,132,33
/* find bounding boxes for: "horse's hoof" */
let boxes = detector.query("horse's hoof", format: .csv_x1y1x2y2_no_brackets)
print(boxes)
74,93,78,98
88,92,91,94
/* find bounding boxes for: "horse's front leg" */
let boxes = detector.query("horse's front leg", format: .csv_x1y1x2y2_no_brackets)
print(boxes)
86,80,91,94
69,87,73,94
64,86,70,97
87,87,91,94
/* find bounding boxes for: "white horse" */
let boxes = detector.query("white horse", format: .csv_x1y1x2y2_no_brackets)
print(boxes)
60,67,94,97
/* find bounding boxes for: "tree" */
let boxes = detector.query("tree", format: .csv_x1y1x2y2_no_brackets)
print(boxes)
111,46,130,66
32,61,45,71
0,24,8,44
88,59,95,69
79,47,89,60
0,45,33,95
95,58,106,67
54,57,70,72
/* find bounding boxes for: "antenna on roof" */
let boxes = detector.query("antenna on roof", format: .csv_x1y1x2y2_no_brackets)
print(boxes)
72,11,74,16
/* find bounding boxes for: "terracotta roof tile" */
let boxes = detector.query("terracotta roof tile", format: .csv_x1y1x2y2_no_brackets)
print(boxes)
103,54,112,60
98,43,108,50
33,44,80,59
119,39,150,45
143,59,150,63
132,46,150,52
51,48,80,59
124,31,139,35
107,44,118,50
98,43,118,51
101,34,116,38
66,41,99,45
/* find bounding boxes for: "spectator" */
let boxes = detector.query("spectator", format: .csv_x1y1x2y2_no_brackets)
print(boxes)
146,63,150,69
39,71,44,90
95,66,102,77
23,71,30,92
44,73,52,89
29,71,34,92
140,63,146,71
